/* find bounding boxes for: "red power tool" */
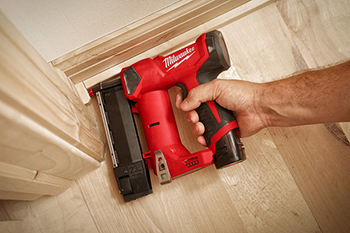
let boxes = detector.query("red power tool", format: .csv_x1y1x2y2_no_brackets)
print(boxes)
120,30,245,184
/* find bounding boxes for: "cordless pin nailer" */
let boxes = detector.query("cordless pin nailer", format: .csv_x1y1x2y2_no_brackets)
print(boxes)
92,30,245,202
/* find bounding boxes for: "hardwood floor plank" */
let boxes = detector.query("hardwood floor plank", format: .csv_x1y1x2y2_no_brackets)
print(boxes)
0,183,98,232
219,1,350,232
220,3,308,82
270,125,350,233
275,1,350,232
218,130,321,232
276,0,350,69
76,152,248,233
0,221,24,233
339,122,350,142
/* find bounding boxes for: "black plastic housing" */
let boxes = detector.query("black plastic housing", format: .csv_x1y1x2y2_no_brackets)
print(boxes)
97,79,152,202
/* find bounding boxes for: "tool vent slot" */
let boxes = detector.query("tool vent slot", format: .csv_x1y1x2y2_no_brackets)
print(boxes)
149,122,160,127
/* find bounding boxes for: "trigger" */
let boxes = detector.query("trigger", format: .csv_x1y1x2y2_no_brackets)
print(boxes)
175,83,189,99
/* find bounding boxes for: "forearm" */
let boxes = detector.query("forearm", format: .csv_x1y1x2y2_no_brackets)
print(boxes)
259,60,350,127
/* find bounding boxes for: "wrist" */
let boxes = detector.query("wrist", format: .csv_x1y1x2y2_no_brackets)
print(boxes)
253,82,272,129
257,76,314,128
255,81,294,128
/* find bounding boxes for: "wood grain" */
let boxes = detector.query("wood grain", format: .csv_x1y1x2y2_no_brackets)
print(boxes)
0,161,73,196
277,0,350,69
275,1,350,232
0,191,42,201
339,122,350,141
75,155,248,233
0,221,24,233
1,0,349,232
0,99,100,180
271,125,350,233
0,183,99,232
75,82,92,105
220,1,350,232
0,11,105,162
0,10,106,198
219,131,321,232
276,0,350,140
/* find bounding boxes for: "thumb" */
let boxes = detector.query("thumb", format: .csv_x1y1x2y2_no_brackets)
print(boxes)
180,80,219,111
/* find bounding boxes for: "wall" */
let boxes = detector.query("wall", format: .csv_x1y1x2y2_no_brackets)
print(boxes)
0,0,178,61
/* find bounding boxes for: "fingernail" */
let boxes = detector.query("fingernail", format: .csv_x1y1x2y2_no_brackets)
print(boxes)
187,115,194,123
194,127,199,134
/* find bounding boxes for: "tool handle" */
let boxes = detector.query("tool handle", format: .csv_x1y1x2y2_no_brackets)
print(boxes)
188,30,245,168
197,99,245,168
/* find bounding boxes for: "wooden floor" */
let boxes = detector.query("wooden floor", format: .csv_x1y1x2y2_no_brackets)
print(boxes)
1,0,350,232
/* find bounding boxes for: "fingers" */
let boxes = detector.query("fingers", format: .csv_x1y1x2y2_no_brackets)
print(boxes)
175,88,184,109
193,123,207,147
197,136,207,147
192,122,205,135
180,81,219,111
175,83,217,148
186,110,199,123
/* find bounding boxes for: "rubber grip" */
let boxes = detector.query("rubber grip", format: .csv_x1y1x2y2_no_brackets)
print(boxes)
197,101,245,168
196,101,233,144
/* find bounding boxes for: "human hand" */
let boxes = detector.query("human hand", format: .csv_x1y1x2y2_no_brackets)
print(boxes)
175,79,267,146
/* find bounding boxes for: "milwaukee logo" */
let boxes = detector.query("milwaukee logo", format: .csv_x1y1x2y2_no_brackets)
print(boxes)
163,47,195,71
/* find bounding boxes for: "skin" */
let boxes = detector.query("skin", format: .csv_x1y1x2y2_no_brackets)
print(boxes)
175,60,350,147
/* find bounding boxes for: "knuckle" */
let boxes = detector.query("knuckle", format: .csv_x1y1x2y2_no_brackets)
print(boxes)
188,87,198,97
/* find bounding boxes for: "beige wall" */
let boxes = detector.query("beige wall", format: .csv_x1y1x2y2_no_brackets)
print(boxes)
0,0,178,61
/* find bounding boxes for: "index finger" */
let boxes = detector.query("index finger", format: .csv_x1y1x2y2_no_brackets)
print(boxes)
180,80,220,111
175,88,184,109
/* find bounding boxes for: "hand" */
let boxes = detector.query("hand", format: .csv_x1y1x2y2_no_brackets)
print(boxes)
175,79,268,146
